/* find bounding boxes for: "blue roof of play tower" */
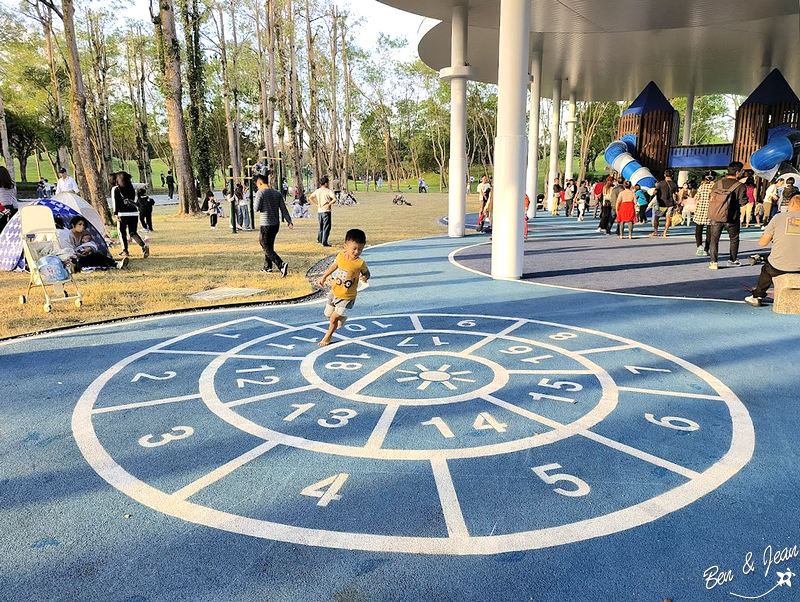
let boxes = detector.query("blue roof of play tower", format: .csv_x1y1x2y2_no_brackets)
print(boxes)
741,69,799,106
622,81,675,117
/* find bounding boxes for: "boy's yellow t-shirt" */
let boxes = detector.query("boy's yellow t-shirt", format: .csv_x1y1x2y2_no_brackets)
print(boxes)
331,253,368,300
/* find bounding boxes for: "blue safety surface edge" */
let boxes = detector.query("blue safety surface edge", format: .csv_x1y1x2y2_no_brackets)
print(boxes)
1,222,798,602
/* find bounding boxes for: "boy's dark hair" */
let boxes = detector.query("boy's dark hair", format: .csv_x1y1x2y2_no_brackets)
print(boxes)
254,173,269,186
728,161,744,176
345,228,366,246
320,175,330,187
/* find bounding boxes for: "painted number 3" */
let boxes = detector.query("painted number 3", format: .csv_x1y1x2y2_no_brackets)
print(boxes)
138,426,194,448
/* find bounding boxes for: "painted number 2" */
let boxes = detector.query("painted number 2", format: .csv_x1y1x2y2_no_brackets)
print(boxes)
531,463,591,497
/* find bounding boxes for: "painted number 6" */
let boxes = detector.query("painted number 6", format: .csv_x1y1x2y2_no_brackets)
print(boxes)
644,414,700,432
532,463,591,497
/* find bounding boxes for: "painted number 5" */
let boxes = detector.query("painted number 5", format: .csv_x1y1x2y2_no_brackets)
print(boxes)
532,463,591,497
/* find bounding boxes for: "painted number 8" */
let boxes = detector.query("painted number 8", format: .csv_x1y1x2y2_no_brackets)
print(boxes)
325,361,362,370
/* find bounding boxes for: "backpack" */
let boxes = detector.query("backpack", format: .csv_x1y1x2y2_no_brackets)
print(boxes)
708,179,744,223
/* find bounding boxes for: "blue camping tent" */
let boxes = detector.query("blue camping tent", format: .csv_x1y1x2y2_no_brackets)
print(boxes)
0,199,111,271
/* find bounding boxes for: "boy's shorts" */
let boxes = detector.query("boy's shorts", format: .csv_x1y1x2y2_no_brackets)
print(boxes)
325,293,355,317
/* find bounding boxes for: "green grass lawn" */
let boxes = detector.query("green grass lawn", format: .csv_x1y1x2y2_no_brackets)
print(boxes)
0,191,485,339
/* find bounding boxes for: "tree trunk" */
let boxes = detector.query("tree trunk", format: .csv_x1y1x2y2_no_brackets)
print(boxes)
216,5,239,185
86,11,113,180
61,0,114,224
263,0,277,165
341,17,352,193
305,0,320,189
151,0,197,213
0,87,14,181
177,0,212,194
329,5,339,185
38,5,69,170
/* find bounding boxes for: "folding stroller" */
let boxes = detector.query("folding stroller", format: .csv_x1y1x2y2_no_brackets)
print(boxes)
18,205,82,312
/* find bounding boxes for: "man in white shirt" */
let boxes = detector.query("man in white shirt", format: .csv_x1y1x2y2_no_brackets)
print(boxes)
309,175,336,247
55,168,79,195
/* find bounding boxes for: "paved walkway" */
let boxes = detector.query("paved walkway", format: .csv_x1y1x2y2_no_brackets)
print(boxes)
1,224,797,602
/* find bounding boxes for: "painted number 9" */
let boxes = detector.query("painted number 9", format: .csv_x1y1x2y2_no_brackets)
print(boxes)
532,463,591,497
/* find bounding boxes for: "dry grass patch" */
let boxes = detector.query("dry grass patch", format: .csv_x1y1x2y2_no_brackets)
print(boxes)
1,191,483,339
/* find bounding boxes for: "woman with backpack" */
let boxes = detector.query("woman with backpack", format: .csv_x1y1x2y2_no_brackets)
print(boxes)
112,171,150,259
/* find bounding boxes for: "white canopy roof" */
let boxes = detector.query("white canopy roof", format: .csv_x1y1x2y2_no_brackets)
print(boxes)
380,0,800,100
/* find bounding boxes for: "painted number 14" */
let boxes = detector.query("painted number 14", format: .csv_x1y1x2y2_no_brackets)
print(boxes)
421,412,507,439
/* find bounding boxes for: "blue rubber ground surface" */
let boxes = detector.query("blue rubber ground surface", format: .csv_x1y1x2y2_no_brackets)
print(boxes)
1,220,799,602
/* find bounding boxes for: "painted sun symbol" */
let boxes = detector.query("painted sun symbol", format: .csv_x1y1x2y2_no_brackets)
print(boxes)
395,363,476,391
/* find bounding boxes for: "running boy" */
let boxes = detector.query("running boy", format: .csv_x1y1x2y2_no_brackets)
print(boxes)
317,228,371,346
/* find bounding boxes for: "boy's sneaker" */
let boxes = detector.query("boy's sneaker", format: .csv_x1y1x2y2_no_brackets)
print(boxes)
142,244,150,259
748,254,763,266
709,262,718,270
695,246,705,257
280,263,289,278
260,267,273,273
116,256,130,269
744,295,763,307
727,259,741,267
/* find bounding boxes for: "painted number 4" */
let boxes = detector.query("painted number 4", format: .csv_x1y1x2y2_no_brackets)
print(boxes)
301,473,349,507
532,463,591,497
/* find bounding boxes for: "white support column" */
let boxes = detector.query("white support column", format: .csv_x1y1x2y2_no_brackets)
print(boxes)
491,0,531,279
565,91,577,182
440,5,474,238
526,50,542,219
678,88,695,187
547,80,562,213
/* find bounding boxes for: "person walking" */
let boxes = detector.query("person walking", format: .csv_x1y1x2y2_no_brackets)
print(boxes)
112,171,150,259
762,177,782,229
137,188,155,232
615,180,637,239
651,169,678,237
692,172,715,257
165,170,175,200
707,161,748,269
309,175,336,247
254,173,293,276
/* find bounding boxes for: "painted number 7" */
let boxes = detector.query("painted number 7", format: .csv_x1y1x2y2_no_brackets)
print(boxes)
531,463,591,497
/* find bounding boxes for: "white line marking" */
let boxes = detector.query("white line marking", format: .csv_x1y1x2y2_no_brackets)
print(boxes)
575,344,636,355
232,355,307,361
448,241,749,304
344,356,407,395
91,394,201,414
153,349,225,357
618,386,724,401
483,395,553,430
507,369,594,375
579,430,700,480
364,405,399,450
171,440,280,500
225,384,318,408
430,458,469,539
461,319,526,355
410,315,424,331
351,339,406,357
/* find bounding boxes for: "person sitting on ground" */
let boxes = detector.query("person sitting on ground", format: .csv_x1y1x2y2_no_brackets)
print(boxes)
745,193,800,307
61,216,128,271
